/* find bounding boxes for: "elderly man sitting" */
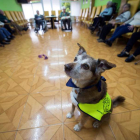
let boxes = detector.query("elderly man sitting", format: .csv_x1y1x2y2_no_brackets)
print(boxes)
59,7,70,30
34,10,47,32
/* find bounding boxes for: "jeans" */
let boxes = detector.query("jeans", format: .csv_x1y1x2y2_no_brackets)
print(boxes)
125,32,140,56
100,23,114,40
109,24,133,42
0,28,11,38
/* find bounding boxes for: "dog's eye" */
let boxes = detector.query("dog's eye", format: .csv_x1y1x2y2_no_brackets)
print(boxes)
74,57,77,61
82,64,89,70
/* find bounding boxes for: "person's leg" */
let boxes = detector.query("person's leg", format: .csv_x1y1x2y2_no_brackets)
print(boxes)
100,24,114,40
125,32,140,52
4,24,13,33
0,28,11,38
63,19,67,29
125,46,140,62
133,46,140,56
0,30,6,40
67,18,71,29
109,24,131,42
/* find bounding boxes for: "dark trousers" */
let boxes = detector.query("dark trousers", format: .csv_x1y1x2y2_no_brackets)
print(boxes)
100,23,114,40
36,20,45,30
4,24,13,34
110,24,133,42
125,32,140,56
92,17,106,29
63,19,70,29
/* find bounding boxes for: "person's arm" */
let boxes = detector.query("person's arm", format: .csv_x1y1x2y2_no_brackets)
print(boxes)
125,16,134,24
59,12,62,18
102,7,113,16
116,11,131,23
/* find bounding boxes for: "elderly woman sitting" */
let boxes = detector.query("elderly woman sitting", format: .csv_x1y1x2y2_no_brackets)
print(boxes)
59,7,70,30
89,1,113,33
105,10,140,46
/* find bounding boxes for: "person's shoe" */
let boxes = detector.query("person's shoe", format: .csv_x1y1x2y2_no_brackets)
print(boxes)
117,51,130,57
1,41,10,45
105,40,112,47
88,26,94,30
10,35,15,39
98,39,105,43
97,38,100,41
23,27,29,31
125,55,135,62
4,38,11,42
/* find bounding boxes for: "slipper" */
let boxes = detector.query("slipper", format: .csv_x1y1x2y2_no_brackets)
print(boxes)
44,55,48,60
38,54,43,58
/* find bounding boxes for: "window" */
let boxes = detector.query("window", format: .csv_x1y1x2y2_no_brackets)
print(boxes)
22,4,34,20
32,3,43,15
71,1,81,16
42,0,52,16
52,0,61,16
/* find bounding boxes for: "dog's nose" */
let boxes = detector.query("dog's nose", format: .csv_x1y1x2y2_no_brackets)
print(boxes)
64,64,73,71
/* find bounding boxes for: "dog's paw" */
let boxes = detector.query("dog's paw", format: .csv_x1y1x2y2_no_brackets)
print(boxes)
66,112,74,119
93,121,99,128
74,124,81,131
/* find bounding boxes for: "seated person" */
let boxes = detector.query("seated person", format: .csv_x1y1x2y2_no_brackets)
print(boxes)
0,27,14,45
98,4,131,42
59,7,70,30
105,10,140,46
34,10,46,32
0,10,28,33
89,1,113,32
117,31,140,62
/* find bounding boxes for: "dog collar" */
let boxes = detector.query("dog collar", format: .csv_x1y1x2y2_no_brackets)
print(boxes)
66,76,106,92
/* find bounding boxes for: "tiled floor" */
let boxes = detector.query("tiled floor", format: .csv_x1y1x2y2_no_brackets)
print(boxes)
0,24,140,140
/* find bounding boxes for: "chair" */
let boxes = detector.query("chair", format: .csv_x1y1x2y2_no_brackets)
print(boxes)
74,9,83,22
18,12,28,24
83,7,96,27
44,11,50,22
4,11,22,35
10,11,23,26
80,9,86,23
81,8,89,23
101,5,106,13
20,12,29,24
51,10,57,21
61,18,72,31
58,10,62,24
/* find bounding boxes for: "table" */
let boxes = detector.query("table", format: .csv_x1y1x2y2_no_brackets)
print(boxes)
45,16,57,29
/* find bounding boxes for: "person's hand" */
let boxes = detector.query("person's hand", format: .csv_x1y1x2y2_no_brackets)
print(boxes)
128,25,134,31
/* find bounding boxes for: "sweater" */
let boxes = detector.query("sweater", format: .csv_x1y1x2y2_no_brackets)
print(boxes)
125,11,140,26
100,7,113,17
115,11,131,23
0,14,11,23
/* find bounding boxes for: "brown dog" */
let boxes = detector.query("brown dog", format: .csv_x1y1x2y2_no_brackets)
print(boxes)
64,43,125,131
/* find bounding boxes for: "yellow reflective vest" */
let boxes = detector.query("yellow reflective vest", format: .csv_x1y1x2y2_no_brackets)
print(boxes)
78,93,112,121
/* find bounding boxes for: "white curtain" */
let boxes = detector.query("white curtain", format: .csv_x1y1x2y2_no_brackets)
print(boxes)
52,0,60,16
71,1,81,16
22,4,34,20
32,3,44,15
42,0,52,16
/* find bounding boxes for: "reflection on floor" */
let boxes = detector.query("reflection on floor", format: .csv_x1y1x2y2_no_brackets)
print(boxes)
0,24,140,140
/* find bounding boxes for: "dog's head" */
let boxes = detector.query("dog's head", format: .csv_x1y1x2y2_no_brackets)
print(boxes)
64,43,116,81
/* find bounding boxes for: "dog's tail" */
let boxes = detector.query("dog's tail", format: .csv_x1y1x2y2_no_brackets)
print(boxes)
112,96,125,108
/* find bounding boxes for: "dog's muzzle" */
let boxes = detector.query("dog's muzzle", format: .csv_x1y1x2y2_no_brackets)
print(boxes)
64,64,73,71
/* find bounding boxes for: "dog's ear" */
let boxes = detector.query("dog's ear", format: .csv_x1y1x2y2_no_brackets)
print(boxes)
77,43,86,55
96,59,116,75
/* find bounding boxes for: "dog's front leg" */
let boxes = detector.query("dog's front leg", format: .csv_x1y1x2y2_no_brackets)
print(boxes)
66,103,75,118
74,112,88,131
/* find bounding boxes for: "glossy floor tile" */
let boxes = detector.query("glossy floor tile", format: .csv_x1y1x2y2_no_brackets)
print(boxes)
0,24,140,139
18,91,62,130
